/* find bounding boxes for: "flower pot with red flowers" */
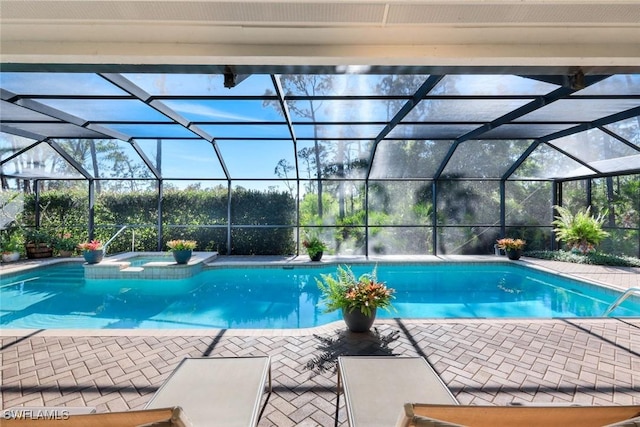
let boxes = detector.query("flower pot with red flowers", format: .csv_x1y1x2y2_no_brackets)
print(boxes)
78,240,104,264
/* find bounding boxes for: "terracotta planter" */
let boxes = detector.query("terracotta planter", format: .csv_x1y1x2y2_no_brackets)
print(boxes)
342,307,376,333
172,250,192,264
83,249,104,264
59,250,74,257
25,243,53,259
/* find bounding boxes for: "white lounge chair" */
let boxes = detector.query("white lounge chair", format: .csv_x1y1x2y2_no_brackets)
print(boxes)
2,406,96,418
145,356,271,427
397,403,640,427
337,356,458,427
2,407,189,426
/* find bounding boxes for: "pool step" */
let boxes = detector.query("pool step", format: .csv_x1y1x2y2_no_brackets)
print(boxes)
83,251,218,280
120,267,145,273
38,269,85,284
1,266,85,288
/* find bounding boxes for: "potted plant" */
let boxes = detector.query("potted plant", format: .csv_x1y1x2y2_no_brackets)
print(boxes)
302,234,327,261
167,239,197,264
78,239,104,264
1,229,23,263
316,265,395,332
552,205,609,254
24,228,54,259
55,232,76,257
496,238,526,260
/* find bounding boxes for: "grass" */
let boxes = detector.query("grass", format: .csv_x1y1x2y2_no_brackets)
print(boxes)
526,250,640,268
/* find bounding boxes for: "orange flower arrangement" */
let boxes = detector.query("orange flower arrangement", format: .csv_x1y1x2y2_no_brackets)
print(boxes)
78,239,103,251
496,238,526,251
316,265,395,317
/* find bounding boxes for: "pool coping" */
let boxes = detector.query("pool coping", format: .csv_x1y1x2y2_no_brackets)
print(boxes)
1,317,632,338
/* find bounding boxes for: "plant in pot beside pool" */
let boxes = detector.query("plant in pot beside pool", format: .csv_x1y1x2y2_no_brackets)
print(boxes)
496,238,526,260
316,265,395,332
302,235,327,261
78,239,104,264
24,228,54,259
1,230,23,263
551,205,609,255
167,239,197,264
55,232,76,257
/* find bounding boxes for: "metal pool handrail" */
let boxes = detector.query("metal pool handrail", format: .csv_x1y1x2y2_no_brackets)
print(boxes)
602,287,640,316
0,277,39,290
103,225,128,255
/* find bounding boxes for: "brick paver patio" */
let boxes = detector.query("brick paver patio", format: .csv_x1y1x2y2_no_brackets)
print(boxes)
1,257,639,426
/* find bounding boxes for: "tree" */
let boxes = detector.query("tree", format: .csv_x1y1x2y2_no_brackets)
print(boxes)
264,75,333,217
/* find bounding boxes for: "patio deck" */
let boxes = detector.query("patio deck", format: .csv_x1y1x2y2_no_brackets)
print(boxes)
1,256,639,426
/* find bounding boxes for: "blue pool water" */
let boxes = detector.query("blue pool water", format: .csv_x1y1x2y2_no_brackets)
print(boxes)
1,263,638,329
127,255,175,266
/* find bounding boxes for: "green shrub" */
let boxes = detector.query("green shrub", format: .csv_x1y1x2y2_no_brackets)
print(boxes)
20,188,297,255
552,205,609,254
526,250,640,267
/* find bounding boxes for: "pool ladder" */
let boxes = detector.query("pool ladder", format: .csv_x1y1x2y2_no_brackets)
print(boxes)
602,287,640,316
103,225,128,255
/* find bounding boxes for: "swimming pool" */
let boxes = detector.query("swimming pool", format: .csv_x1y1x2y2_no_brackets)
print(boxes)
1,262,638,329
127,255,175,267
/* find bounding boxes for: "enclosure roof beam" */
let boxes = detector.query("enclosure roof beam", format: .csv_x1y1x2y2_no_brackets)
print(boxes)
271,74,300,181
98,73,231,180
47,139,93,180
502,105,640,181
432,75,611,181
365,74,445,179
0,125,47,164
598,124,640,154
544,142,602,176
555,168,640,183
4,87,133,143
129,139,161,180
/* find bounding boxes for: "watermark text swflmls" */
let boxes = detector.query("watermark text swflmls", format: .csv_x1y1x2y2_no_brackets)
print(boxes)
3,409,71,420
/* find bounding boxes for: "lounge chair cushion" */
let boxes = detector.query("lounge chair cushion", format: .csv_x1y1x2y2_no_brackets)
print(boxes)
398,403,640,427
2,407,191,427
338,356,457,427
145,357,271,427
